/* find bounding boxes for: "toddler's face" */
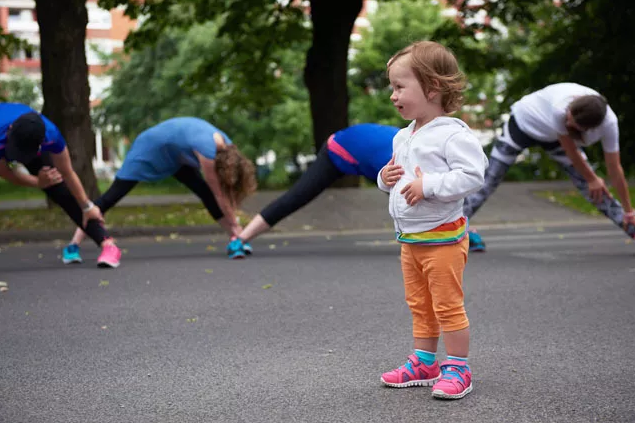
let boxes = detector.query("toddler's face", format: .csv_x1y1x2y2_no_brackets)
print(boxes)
388,55,429,122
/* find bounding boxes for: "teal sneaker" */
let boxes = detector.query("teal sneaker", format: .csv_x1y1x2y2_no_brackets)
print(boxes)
62,244,83,264
468,230,486,252
226,238,246,260
242,241,253,255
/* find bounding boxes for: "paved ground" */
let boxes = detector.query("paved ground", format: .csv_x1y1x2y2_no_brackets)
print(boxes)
1,223,634,423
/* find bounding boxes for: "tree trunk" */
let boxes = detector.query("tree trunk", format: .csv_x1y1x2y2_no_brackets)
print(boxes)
304,0,363,188
35,0,99,199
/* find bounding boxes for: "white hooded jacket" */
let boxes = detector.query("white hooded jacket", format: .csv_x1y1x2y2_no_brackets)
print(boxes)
377,117,488,234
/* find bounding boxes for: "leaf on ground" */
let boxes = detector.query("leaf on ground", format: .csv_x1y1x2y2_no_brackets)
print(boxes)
122,249,129,254
325,235,331,240
282,241,289,246
205,269,214,274
38,253,43,259
186,317,198,323
25,311,29,316
169,232,179,240
101,325,108,330
557,234,564,239
261,284,273,289
206,245,217,251
99,280,110,287
268,244,276,250
536,227,545,232
155,236,164,242
302,225,313,231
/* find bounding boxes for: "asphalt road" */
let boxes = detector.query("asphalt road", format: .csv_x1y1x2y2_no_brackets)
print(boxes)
1,223,634,423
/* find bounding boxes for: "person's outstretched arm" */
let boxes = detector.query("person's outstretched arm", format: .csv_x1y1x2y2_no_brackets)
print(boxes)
558,135,610,203
196,151,241,238
50,147,104,227
0,158,60,188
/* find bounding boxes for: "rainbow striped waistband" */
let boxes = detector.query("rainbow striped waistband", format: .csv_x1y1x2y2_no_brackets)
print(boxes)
397,217,468,245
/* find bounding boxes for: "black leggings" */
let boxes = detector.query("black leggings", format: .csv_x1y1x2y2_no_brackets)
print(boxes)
96,166,224,220
260,146,345,227
24,155,108,246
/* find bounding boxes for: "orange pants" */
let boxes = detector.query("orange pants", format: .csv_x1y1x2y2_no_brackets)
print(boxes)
400,237,469,338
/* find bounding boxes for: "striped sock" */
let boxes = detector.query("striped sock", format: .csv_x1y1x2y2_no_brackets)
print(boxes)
414,349,437,366
447,355,468,366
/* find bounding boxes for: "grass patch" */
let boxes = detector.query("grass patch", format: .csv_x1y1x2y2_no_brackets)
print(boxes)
0,203,251,232
0,178,191,201
535,186,635,216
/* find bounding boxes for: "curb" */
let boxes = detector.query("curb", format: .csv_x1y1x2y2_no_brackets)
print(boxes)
0,225,226,244
0,217,607,245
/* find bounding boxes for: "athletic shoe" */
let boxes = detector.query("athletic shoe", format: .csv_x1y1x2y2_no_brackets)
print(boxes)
226,238,246,260
431,359,473,400
62,244,83,264
242,241,253,255
97,243,121,268
468,230,486,252
381,354,441,388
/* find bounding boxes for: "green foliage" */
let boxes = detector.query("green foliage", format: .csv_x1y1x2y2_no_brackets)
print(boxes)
449,0,635,176
349,0,512,129
0,32,33,63
98,0,308,112
96,20,313,187
0,69,42,109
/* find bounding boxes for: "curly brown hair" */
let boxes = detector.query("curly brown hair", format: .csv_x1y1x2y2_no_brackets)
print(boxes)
214,145,258,207
387,41,466,113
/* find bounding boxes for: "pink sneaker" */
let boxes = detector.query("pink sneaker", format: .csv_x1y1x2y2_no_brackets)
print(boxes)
381,354,440,388
97,243,121,268
431,359,473,399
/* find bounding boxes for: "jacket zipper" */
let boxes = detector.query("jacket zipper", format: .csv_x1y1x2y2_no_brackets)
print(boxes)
392,129,417,234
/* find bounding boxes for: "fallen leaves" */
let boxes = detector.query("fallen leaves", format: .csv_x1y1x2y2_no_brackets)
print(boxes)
0,281,8,293
99,280,110,287
204,269,214,274
261,284,273,290
206,245,217,252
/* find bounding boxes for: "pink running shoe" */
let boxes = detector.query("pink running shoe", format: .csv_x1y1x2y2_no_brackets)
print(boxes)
431,359,473,399
97,243,121,268
381,354,440,388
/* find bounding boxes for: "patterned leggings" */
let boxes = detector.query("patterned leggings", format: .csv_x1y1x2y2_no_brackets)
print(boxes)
463,115,635,238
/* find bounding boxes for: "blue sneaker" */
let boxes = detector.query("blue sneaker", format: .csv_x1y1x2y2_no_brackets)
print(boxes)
242,241,253,255
226,238,246,260
468,231,486,252
62,244,83,264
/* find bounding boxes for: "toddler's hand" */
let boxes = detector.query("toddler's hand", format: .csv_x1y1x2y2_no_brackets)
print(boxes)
380,154,404,187
401,166,424,206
